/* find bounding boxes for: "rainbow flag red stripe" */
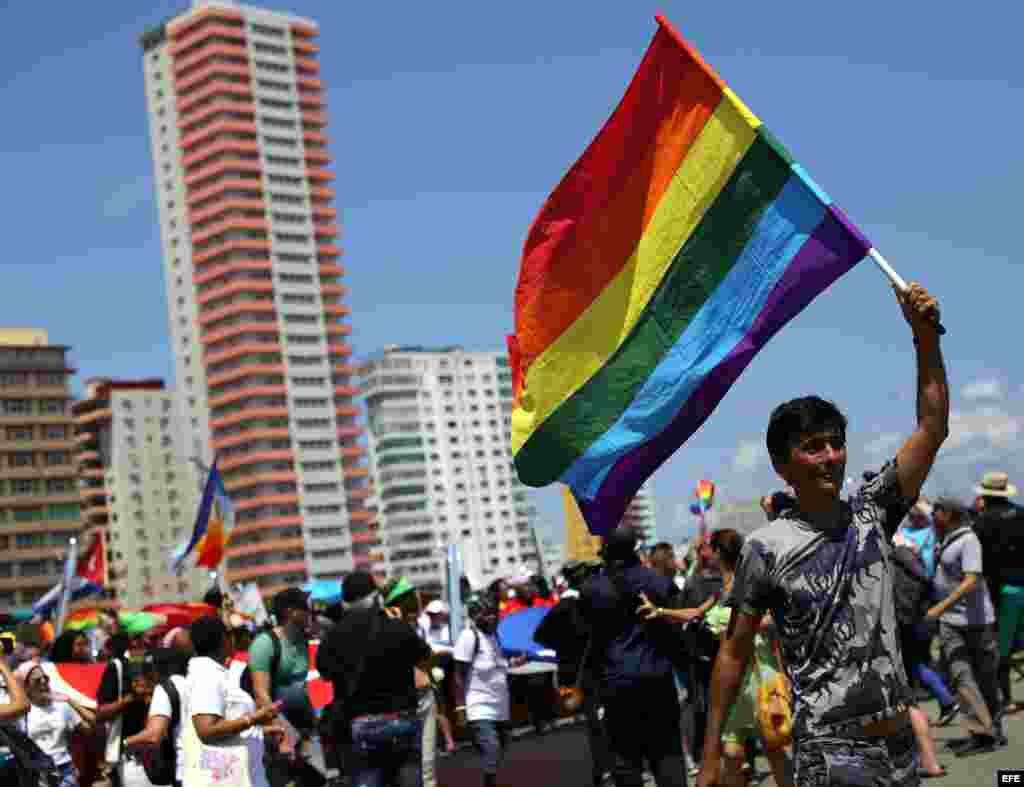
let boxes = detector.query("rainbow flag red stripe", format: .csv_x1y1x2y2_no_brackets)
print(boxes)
509,16,870,534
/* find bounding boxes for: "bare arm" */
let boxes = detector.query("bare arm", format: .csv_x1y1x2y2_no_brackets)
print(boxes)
894,284,949,502
250,670,274,709
67,699,96,732
125,715,170,750
193,702,279,744
0,662,29,721
928,574,979,619
95,692,137,723
699,612,761,783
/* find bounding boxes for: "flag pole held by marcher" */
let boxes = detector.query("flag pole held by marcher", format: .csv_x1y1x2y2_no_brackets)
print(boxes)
868,248,946,335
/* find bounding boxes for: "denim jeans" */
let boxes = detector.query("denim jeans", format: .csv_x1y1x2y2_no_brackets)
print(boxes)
469,720,508,780
348,714,423,787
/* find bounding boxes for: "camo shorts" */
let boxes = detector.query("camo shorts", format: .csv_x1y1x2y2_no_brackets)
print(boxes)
794,722,919,787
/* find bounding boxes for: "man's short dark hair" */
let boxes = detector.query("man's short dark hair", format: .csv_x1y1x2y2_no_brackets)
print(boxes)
766,396,847,467
190,616,227,659
273,587,309,621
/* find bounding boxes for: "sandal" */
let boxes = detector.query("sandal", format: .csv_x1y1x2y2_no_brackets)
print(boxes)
917,766,948,779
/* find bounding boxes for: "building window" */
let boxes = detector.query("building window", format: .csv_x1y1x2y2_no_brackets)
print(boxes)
2,400,31,415
10,452,34,467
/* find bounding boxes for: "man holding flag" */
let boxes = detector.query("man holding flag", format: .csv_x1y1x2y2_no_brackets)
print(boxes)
697,283,948,787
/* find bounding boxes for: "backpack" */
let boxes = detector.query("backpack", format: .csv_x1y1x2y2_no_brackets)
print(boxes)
238,628,281,699
975,502,1024,591
890,545,932,625
141,679,181,787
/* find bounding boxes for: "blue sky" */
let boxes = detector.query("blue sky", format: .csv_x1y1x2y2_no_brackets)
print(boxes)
2,1,1022,551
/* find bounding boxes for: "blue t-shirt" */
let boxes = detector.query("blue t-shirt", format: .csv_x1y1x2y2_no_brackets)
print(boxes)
898,524,937,578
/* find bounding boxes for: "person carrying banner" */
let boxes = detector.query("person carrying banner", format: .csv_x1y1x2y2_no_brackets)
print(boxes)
697,283,948,787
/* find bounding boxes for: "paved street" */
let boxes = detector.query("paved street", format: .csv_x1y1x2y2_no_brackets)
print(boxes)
435,680,1024,786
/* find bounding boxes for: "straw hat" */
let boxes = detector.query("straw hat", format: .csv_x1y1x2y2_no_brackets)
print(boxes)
975,471,1018,499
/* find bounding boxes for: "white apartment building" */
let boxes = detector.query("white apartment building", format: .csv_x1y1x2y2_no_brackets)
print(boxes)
139,1,376,593
624,480,658,544
74,380,207,607
360,346,534,594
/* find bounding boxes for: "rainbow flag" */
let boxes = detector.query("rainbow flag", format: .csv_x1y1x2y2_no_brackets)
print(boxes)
696,480,715,512
509,16,871,535
171,457,232,574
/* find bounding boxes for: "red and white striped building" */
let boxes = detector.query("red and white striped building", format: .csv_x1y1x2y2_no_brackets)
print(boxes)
140,1,380,595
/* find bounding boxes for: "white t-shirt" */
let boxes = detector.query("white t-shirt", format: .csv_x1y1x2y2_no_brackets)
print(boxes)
453,628,509,722
187,657,268,787
25,702,81,766
148,675,188,783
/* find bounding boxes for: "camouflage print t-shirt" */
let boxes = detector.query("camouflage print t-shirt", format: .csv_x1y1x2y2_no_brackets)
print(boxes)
730,460,914,740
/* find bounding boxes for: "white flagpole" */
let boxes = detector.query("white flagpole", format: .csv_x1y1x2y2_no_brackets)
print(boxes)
868,248,946,334
54,537,78,636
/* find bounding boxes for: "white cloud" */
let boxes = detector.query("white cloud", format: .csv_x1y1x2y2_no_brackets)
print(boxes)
733,440,766,472
864,431,902,458
945,405,1023,456
961,379,1004,402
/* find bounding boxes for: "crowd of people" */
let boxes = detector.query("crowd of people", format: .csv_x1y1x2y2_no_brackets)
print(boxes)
1,283,1022,787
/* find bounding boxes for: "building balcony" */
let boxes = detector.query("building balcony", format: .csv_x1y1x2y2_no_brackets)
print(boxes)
209,405,289,431
0,465,79,481
178,99,256,135
200,322,279,351
79,486,107,502
228,515,303,539
193,259,272,289
177,79,253,116
190,196,265,225
208,384,287,410
173,42,249,79
204,340,281,366
79,466,105,480
183,139,260,172
222,471,297,493
319,262,345,277
294,57,320,74
184,157,261,189
309,186,335,202
219,448,293,473
193,239,271,268
186,176,263,210
206,362,283,390
306,168,335,184
212,426,290,452
343,466,370,481
75,407,112,425
192,216,268,247
181,118,258,152
176,61,251,95
85,503,110,521
227,537,305,560
75,450,100,465
197,279,275,309
169,22,246,59
225,559,306,584
198,300,275,329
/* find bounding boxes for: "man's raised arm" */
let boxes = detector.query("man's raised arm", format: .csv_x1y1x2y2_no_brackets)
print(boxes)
895,283,949,502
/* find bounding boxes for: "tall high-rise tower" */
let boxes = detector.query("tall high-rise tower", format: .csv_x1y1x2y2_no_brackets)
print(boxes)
140,1,375,594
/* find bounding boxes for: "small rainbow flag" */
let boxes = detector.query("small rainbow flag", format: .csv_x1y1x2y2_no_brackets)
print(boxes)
696,480,715,512
509,16,870,535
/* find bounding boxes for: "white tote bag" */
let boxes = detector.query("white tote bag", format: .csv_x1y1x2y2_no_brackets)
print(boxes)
104,659,124,765
181,716,253,787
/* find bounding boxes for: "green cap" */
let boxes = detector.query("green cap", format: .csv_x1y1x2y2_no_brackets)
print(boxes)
383,576,416,606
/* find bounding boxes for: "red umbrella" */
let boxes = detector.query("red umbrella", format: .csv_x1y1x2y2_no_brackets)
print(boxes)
142,603,217,629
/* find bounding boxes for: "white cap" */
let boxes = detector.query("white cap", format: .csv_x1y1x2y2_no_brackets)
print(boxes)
425,600,448,615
